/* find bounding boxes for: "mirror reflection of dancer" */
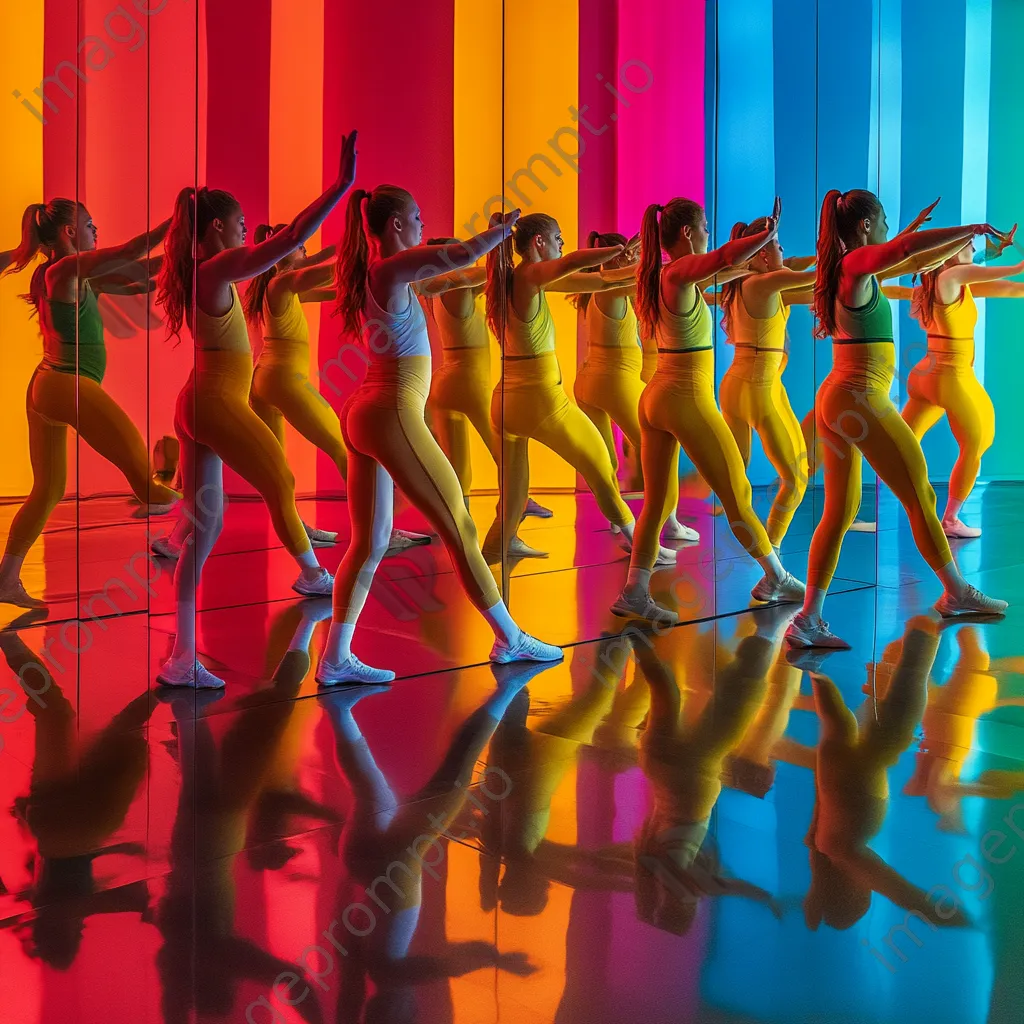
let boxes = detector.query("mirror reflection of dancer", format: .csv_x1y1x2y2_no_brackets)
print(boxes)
320,188,563,685
574,230,700,544
319,662,546,1023
719,219,815,552
481,213,677,565
613,198,805,626
0,630,154,969
903,224,1023,538
154,135,359,689
424,236,552,525
0,201,180,609
803,617,970,933
786,191,1008,651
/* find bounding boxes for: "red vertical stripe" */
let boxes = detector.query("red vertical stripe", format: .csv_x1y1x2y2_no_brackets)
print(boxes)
42,0,84,202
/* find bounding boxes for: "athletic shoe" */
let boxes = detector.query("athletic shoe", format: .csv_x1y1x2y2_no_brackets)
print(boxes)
935,585,1007,617
157,657,226,690
751,571,806,604
304,523,338,548
316,655,396,686
848,520,876,533
489,631,564,664
0,580,47,609
386,528,433,555
610,589,680,626
662,517,700,542
292,567,334,597
619,533,678,568
484,536,549,561
785,613,851,650
942,518,982,539
523,498,554,519
151,536,181,560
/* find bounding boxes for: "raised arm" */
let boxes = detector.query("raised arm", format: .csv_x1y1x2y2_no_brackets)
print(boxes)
520,245,625,289
379,227,514,290
49,216,171,288
844,222,991,280
545,263,637,294
206,131,358,284
743,267,816,305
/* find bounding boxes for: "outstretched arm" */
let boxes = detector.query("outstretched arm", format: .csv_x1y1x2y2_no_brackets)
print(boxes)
50,216,171,286
272,261,336,298
941,256,1024,290
881,285,913,301
413,265,486,297
520,245,626,289
783,255,817,271
743,267,816,305
293,242,336,269
844,223,991,280
378,221,516,290
546,263,638,294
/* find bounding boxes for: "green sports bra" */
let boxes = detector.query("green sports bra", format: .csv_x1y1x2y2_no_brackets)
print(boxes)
42,282,106,384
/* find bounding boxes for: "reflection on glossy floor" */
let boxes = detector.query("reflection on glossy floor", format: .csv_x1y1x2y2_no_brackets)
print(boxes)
2,483,1023,1023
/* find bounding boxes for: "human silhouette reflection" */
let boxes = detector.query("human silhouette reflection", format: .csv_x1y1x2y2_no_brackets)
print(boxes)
803,615,969,930
320,660,549,1023
0,629,153,968
155,602,332,1023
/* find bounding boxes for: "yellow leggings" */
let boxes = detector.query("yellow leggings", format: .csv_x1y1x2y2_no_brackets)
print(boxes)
632,349,772,571
175,350,309,556
808,350,951,590
491,353,633,543
5,367,179,559
573,350,645,475
333,357,500,623
902,358,994,503
426,347,499,497
249,340,348,478
720,353,808,546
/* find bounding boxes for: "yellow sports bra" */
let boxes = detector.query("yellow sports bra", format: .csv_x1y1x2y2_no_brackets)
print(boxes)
927,283,977,365
264,290,310,347
655,281,713,353
194,283,250,354
505,287,556,358
435,292,489,350
586,296,640,350
727,289,790,352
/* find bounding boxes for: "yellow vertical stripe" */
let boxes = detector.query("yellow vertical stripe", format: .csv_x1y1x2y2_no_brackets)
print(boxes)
0,5,44,498
268,0,325,496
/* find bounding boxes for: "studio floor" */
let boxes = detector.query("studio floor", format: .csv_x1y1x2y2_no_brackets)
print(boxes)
1,482,1023,1024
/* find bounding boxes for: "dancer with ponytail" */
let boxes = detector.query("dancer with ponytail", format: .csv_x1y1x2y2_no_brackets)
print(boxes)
786,190,1007,650
321,187,562,685
423,237,551,521
154,133,359,689
482,213,678,565
719,218,815,550
574,230,699,544
613,198,805,625
0,201,179,609
903,225,1022,538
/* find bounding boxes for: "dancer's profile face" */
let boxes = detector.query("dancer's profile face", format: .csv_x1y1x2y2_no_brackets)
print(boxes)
683,215,709,254
73,207,98,252
761,237,784,270
866,207,889,245
395,199,424,248
220,207,247,249
537,224,563,260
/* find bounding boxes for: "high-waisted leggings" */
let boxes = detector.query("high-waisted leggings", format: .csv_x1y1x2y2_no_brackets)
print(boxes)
720,349,808,546
901,352,994,504
333,356,500,623
573,347,645,474
5,366,180,559
491,352,633,544
175,349,310,557
807,345,951,590
426,346,499,497
631,349,773,572
249,338,349,479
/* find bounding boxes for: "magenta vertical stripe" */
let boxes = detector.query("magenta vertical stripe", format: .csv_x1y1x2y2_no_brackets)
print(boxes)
616,0,705,230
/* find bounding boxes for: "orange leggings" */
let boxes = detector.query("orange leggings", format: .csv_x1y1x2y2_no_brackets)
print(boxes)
333,357,500,623
5,367,179,559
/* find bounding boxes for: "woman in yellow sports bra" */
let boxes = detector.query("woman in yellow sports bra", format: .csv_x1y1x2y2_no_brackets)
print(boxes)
613,197,805,626
0,200,179,609
786,189,1007,651
903,228,1024,538
719,217,815,550
482,213,679,566
153,132,360,690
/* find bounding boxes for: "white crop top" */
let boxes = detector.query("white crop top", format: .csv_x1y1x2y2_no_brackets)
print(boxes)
362,279,431,359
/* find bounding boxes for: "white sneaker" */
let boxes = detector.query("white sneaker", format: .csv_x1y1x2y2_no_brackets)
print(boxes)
292,567,334,597
619,533,678,569
151,536,181,560
662,518,700,543
157,657,226,690
610,588,680,626
942,518,982,540
316,655,396,686
848,520,876,533
785,613,850,650
935,585,1007,617
490,631,564,664
304,523,338,548
484,536,549,561
751,571,806,604
385,528,433,555
0,579,46,609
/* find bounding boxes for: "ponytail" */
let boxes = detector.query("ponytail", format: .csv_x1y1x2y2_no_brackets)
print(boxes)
635,204,665,341
720,216,771,338
813,188,882,340
243,223,286,328
7,200,79,314
157,185,240,340
911,269,939,329
571,229,628,313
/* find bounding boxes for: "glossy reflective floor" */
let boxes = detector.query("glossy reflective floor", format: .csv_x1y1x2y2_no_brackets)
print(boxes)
1,483,1022,1024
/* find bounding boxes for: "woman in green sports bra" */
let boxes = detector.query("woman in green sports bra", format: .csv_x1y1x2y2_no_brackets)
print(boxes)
0,199,179,609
